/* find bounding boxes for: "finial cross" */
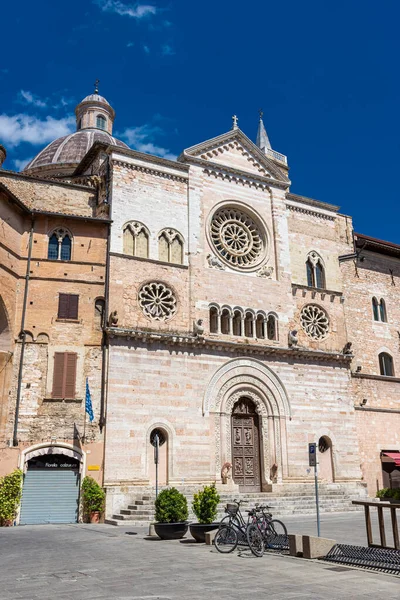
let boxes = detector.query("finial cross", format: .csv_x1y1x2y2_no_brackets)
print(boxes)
259,108,263,120
94,79,100,94
232,114,238,130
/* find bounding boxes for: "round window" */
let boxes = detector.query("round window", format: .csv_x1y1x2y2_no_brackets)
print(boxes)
209,206,266,269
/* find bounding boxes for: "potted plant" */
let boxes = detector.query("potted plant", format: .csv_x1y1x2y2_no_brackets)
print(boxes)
190,484,220,542
81,476,105,523
0,469,23,526
154,487,189,539
376,488,400,504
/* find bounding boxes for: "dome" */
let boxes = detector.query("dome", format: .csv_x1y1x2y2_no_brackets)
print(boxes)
80,93,111,106
23,129,128,176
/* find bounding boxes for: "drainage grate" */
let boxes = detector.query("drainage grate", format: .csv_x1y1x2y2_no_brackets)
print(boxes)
323,544,400,576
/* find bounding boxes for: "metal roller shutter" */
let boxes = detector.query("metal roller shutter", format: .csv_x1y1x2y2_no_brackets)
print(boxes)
20,469,80,525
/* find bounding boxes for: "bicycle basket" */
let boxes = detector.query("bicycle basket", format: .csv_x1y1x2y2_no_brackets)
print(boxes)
226,503,238,515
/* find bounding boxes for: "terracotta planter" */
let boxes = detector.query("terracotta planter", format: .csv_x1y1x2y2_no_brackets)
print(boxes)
1,519,14,527
154,522,189,540
189,522,220,543
90,511,101,524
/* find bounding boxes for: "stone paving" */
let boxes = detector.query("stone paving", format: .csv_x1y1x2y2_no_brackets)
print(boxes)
0,512,399,600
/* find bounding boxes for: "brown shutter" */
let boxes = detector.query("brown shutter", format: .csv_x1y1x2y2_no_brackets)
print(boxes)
52,352,65,398
64,353,77,398
68,295,79,320
58,294,69,319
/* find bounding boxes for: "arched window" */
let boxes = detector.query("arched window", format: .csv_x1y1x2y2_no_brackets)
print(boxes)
267,314,278,340
158,229,184,264
96,115,107,130
220,309,230,335
123,222,149,258
48,229,72,261
379,299,387,323
379,352,394,377
306,252,325,289
233,310,242,336
209,307,219,333
94,298,105,329
244,312,254,337
255,314,265,339
372,297,379,321
77,119,82,130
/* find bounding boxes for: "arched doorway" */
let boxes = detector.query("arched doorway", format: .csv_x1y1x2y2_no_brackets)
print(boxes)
318,436,334,483
20,448,82,524
149,428,168,486
231,398,261,492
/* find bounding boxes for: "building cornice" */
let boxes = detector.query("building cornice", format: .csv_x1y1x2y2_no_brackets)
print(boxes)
286,192,340,213
105,327,352,364
352,372,400,384
184,155,289,190
111,159,188,183
286,200,336,221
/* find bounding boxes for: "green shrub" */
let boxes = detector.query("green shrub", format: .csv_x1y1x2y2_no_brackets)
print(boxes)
81,476,105,518
0,469,23,525
192,484,220,524
155,487,188,523
376,488,389,499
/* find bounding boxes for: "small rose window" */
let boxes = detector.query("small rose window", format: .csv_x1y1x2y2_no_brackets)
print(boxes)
138,282,177,321
300,304,329,340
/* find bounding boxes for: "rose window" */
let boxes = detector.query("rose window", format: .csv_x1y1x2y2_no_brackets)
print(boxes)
300,304,329,340
138,282,177,321
210,207,264,268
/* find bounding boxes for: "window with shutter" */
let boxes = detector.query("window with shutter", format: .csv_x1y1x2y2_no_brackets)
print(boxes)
58,294,79,319
52,352,77,398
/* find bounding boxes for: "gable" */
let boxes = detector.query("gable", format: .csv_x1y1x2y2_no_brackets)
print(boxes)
181,129,289,183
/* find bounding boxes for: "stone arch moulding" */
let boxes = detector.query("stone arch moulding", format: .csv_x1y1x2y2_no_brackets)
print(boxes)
314,429,338,482
203,357,291,418
20,442,84,473
144,419,175,483
203,357,291,487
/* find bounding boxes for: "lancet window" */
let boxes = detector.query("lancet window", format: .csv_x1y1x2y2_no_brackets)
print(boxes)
158,229,184,264
48,229,72,261
306,251,326,289
123,221,149,258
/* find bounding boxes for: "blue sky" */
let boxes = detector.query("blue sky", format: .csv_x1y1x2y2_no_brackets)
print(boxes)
0,0,399,243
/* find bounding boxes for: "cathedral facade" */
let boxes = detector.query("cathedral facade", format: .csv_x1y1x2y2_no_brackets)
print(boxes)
1,91,399,523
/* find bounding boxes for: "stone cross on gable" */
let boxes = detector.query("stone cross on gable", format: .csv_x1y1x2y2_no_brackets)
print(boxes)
232,115,238,130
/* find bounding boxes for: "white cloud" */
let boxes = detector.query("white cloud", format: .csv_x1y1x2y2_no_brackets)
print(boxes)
127,41,135,47
143,44,150,54
19,90,47,108
161,44,175,56
0,114,75,148
120,124,176,161
14,156,34,171
94,0,156,18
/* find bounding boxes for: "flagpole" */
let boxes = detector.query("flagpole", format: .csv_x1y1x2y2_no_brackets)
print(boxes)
83,403,87,444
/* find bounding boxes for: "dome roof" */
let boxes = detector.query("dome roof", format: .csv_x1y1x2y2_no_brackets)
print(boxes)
23,129,128,174
80,93,111,105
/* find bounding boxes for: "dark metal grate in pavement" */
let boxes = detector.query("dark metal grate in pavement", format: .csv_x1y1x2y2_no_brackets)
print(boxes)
322,544,400,576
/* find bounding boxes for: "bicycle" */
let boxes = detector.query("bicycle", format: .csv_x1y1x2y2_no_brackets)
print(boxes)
214,500,264,556
247,504,287,555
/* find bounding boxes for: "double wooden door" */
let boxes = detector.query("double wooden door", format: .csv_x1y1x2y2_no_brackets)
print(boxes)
231,398,261,492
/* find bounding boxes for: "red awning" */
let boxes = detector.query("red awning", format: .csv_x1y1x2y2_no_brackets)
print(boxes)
383,452,400,466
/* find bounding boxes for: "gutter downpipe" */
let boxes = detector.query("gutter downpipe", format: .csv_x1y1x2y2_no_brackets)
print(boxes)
99,152,112,431
13,215,35,446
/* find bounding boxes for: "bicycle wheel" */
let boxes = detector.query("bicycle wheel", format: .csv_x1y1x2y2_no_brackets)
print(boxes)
246,524,264,557
214,525,238,553
266,519,287,547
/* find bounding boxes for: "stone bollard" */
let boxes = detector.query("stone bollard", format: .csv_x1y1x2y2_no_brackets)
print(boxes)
148,522,156,537
302,535,336,559
288,534,303,557
205,529,219,545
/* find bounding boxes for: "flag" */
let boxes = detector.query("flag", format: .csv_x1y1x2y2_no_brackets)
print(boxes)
85,377,94,422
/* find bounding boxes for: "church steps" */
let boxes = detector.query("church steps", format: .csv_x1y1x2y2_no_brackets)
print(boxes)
105,483,367,526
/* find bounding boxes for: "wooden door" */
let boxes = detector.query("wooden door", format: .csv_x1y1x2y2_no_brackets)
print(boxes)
231,398,261,492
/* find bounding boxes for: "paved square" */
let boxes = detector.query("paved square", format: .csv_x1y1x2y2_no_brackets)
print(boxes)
1,513,399,600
